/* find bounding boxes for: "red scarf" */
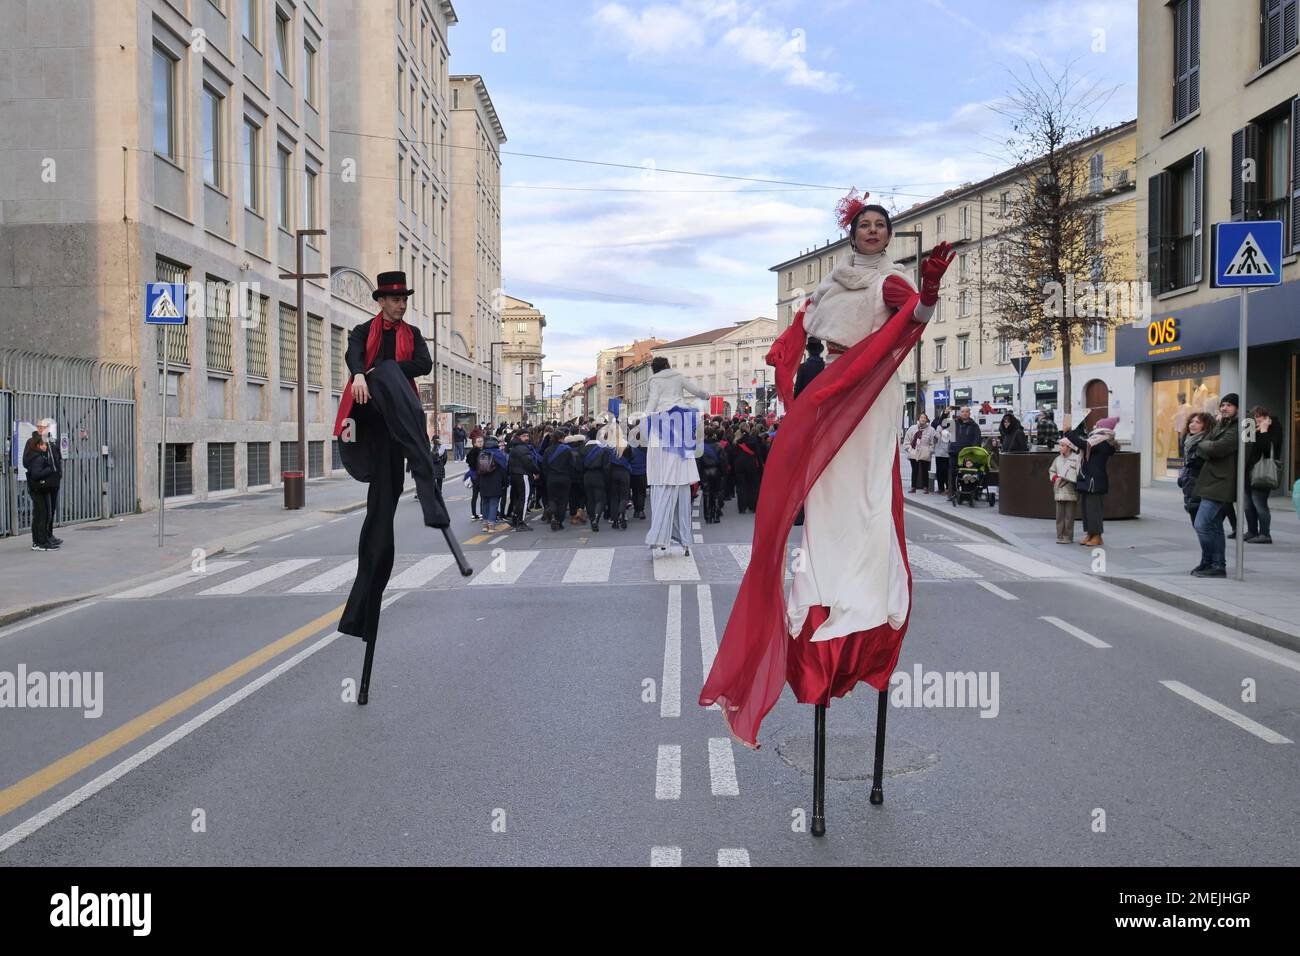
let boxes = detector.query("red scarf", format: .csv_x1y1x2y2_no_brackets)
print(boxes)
332,315,417,437
701,295,927,747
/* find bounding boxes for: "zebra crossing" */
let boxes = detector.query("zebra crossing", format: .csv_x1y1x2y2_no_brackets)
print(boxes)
108,540,1033,601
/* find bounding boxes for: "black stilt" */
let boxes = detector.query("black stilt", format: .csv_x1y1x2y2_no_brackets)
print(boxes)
358,637,376,706
811,703,827,837
870,688,887,805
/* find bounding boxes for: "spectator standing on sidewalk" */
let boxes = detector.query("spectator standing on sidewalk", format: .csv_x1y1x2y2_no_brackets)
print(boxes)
1190,394,1240,577
998,413,1028,453
904,413,935,493
1244,405,1283,544
1070,415,1118,548
23,433,61,551
1048,435,1079,543
452,425,466,462
948,405,981,500
1177,412,1214,525
1035,407,1060,449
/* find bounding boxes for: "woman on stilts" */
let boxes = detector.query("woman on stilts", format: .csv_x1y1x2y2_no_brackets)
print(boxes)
642,356,710,554
700,191,954,834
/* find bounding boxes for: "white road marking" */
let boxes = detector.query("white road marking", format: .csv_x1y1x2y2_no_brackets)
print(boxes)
1159,681,1293,744
468,550,539,587
698,586,720,710
956,543,1071,579
907,545,980,579
198,559,321,595
653,552,700,582
708,737,739,796
0,594,407,855
111,561,249,599
488,534,509,544
269,533,295,542
563,548,615,583
728,544,751,571
976,581,1018,601
302,525,322,533
1063,576,1300,677
328,516,349,524
655,744,682,799
661,586,682,718
0,600,100,641
289,559,359,593
650,846,682,867
717,848,751,867
693,533,704,543
1041,616,1111,648
386,555,456,590
693,521,702,530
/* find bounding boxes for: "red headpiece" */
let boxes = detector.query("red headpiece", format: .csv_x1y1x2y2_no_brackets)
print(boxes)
834,187,869,232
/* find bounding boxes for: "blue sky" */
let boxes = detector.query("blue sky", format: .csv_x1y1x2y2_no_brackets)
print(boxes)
448,0,1138,392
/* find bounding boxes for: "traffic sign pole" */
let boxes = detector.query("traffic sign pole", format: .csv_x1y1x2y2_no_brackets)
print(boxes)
159,325,167,548
1235,288,1247,582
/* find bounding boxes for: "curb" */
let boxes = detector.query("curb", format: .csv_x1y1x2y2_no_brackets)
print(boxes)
903,495,1015,545
1099,574,1300,656
0,594,100,631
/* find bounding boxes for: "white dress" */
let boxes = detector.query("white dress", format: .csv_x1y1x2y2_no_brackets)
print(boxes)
641,367,710,487
786,251,920,643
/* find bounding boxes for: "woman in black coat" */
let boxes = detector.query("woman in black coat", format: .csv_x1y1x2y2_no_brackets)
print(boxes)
1069,416,1118,547
998,414,1028,454
731,431,764,514
1243,404,1283,543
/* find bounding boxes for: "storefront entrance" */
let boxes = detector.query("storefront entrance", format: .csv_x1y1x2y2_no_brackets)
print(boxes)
1152,357,1221,480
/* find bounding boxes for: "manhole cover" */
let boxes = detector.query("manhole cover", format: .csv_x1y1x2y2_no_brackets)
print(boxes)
774,730,938,781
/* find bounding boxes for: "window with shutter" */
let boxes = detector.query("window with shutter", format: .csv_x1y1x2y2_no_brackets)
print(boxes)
1231,124,1262,221
1261,0,1297,66
1089,153,1104,192
1191,148,1204,284
1147,171,1169,293
1173,0,1200,122
1291,98,1300,252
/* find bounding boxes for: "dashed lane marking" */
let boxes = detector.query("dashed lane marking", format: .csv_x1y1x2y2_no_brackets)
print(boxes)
650,846,682,866
1159,681,1292,744
1041,616,1111,649
717,848,751,867
976,581,1018,601
655,744,682,799
708,737,739,796
661,586,682,718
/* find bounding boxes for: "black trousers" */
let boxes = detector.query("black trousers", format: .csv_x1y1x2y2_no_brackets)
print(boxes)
934,457,948,492
1079,491,1105,535
608,469,631,520
569,480,585,517
338,362,449,644
631,474,647,514
548,476,570,523
701,473,722,522
583,471,607,523
30,490,53,545
509,474,530,524
735,467,760,513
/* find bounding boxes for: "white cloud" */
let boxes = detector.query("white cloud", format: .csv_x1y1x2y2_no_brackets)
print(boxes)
589,0,845,92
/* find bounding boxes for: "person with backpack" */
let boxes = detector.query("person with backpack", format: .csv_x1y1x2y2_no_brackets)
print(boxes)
627,442,649,520
697,427,725,523
476,436,510,532
543,431,577,531
24,433,61,551
581,431,611,532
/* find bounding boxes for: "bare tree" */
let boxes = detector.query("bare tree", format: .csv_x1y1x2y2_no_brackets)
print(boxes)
986,62,1126,425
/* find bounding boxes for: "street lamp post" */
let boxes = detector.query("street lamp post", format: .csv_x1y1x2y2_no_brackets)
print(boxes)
489,340,506,429
429,310,451,418
891,228,923,423
277,227,327,508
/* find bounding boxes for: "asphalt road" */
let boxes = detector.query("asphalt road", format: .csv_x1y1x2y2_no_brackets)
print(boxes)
2,483,1298,866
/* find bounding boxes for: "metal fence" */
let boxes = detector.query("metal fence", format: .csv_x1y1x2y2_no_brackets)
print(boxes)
0,350,137,537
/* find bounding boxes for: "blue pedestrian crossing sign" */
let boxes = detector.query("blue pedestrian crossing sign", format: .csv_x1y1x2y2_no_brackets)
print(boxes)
145,282,187,324
1214,220,1283,287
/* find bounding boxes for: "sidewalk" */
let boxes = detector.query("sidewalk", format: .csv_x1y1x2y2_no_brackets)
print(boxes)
904,479,1300,654
0,463,468,628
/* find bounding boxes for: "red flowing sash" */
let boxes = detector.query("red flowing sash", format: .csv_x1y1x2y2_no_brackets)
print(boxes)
699,295,928,748
332,315,417,437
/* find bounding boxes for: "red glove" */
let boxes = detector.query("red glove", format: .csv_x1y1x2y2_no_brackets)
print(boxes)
919,241,956,306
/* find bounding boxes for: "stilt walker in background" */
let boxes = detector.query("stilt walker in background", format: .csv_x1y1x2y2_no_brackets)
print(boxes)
642,357,710,554
334,271,469,706
700,192,954,835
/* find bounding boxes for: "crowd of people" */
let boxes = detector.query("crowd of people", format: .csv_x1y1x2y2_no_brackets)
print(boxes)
456,415,780,535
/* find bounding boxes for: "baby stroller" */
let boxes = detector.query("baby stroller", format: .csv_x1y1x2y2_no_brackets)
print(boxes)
952,445,996,507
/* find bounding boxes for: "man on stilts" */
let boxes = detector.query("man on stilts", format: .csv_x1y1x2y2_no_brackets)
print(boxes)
333,271,469,705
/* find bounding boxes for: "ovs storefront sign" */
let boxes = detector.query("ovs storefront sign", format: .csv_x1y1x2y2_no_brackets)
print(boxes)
1146,316,1180,356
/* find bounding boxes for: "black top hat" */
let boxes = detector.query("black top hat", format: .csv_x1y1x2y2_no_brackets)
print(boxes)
372,271,415,300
